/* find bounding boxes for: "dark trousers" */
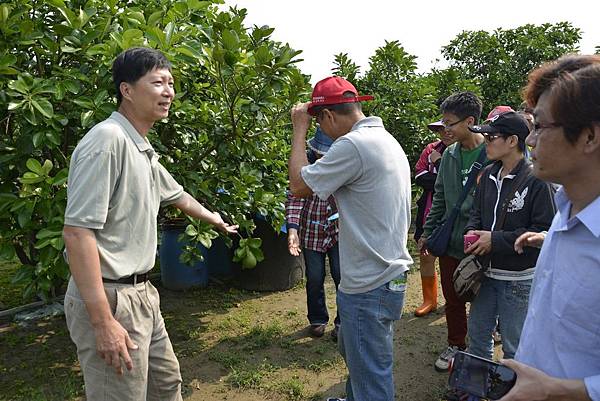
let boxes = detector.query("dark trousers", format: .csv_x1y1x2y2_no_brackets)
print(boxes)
303,243,341,326
439,255,467,348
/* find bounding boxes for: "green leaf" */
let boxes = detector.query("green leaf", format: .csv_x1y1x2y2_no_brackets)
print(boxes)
45,0,67,8
0,242,16,260
36,228,63,240
0,54,17,67
31,98,54,118
17,203,34,228
222,30,239,51
64,80,80,94
26,158,43,174
45,131,61,146
0,66,18,75
145,27,166,48
199,236,212,249
122,29,144,48
252,247,264,262
127,11,145,25
147,10,163,27
52,168,69,186
42,159,53,175
0,4,10,24
12,266,33,285
8,100,24,110
184,224,198,236
254,45,271,65
33,132,44,147
73,98,94,109
164,22,175,46
8,77,30,94
80,110,94,127
20,172,45,184
246,237,262,249
50,237,64,250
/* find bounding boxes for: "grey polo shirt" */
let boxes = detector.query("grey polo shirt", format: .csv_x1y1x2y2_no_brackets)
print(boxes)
301,116,413,294
64,112,183,279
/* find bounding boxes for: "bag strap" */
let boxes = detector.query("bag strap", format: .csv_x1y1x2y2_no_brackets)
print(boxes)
495,162,532,230
452,147,487,212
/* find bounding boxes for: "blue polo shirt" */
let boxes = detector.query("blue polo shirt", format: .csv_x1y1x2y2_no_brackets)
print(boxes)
515,188,600,400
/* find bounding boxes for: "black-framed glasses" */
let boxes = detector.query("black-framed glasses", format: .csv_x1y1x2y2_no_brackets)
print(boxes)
442,116,467,130
483,133,508,142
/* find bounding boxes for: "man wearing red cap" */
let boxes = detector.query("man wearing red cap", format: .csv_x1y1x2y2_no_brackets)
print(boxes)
288,76,413,401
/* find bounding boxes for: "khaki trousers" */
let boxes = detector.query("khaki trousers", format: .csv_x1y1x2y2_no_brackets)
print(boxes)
65,278,182,401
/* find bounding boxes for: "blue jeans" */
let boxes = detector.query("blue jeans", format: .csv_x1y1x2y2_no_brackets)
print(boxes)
303,244,341,326
337,275,406,401
467,277,532,359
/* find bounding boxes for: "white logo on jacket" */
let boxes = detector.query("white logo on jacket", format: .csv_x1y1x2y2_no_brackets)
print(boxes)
508,187,528,212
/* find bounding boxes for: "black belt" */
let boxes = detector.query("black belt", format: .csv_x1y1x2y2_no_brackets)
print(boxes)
103,272,150,285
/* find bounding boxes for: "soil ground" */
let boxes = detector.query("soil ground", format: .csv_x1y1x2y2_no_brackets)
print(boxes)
0,265,500,401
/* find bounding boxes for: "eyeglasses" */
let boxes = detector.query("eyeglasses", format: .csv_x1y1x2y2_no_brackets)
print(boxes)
483,133,507,142
442,117,467,130
531,122,561,137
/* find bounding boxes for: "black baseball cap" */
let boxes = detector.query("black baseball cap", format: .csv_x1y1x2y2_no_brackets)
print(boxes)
469,111,530,140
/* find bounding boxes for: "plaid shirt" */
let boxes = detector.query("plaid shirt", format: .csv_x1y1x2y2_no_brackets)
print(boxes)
285,192,339,253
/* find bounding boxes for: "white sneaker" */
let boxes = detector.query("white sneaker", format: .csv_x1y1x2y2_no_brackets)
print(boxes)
435,346,460,372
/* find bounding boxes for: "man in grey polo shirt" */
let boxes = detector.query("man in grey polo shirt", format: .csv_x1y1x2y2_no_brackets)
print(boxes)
288,76,413,401
63,47,237,401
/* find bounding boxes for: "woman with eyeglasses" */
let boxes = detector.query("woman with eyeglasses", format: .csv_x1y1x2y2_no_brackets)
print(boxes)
462,111,555,363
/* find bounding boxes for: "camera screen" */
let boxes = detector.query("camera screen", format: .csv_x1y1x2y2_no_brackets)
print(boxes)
451,355,490,397
448,352,516,400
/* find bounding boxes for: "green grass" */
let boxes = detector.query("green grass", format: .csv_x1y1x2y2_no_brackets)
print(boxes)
226,362,277,389
242,321,284,350
277,376,306,400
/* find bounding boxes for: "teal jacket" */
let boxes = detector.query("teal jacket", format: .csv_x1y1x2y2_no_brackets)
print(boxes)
423,141,487,260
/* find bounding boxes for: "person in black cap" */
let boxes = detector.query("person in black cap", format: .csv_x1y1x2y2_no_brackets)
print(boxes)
462,111,555,362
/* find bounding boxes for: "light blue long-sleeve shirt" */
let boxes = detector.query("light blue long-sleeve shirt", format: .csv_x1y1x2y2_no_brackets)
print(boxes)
516,188,600,400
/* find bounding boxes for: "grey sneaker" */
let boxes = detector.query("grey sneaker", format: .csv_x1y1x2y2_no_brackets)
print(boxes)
435,346,461,372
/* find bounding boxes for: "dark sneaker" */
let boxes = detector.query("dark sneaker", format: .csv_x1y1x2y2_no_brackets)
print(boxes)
330,325,339,342
435,346,461,372
326,398,346,401
309,324,326,338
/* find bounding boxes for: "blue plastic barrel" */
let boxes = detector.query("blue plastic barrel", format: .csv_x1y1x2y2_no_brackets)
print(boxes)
204,237,234,278
160,226,209,290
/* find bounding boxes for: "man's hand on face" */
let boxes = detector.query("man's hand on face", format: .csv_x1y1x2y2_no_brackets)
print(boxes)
290,102,312,135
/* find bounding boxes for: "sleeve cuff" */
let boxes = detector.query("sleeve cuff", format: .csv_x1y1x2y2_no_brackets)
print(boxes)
160,188,185,207
584,375,600,401
64,218,104,230
286,223,300,230
300,167,332,200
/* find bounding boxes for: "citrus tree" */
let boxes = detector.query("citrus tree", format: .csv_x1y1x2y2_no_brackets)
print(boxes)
0,0,309,301
442,22,581,111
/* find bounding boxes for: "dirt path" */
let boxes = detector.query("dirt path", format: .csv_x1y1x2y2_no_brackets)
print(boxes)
162,269,452,401
1,267,497,401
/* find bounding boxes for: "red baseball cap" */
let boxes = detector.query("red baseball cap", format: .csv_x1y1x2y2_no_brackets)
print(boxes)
307,76,374,116
485,105,514,122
